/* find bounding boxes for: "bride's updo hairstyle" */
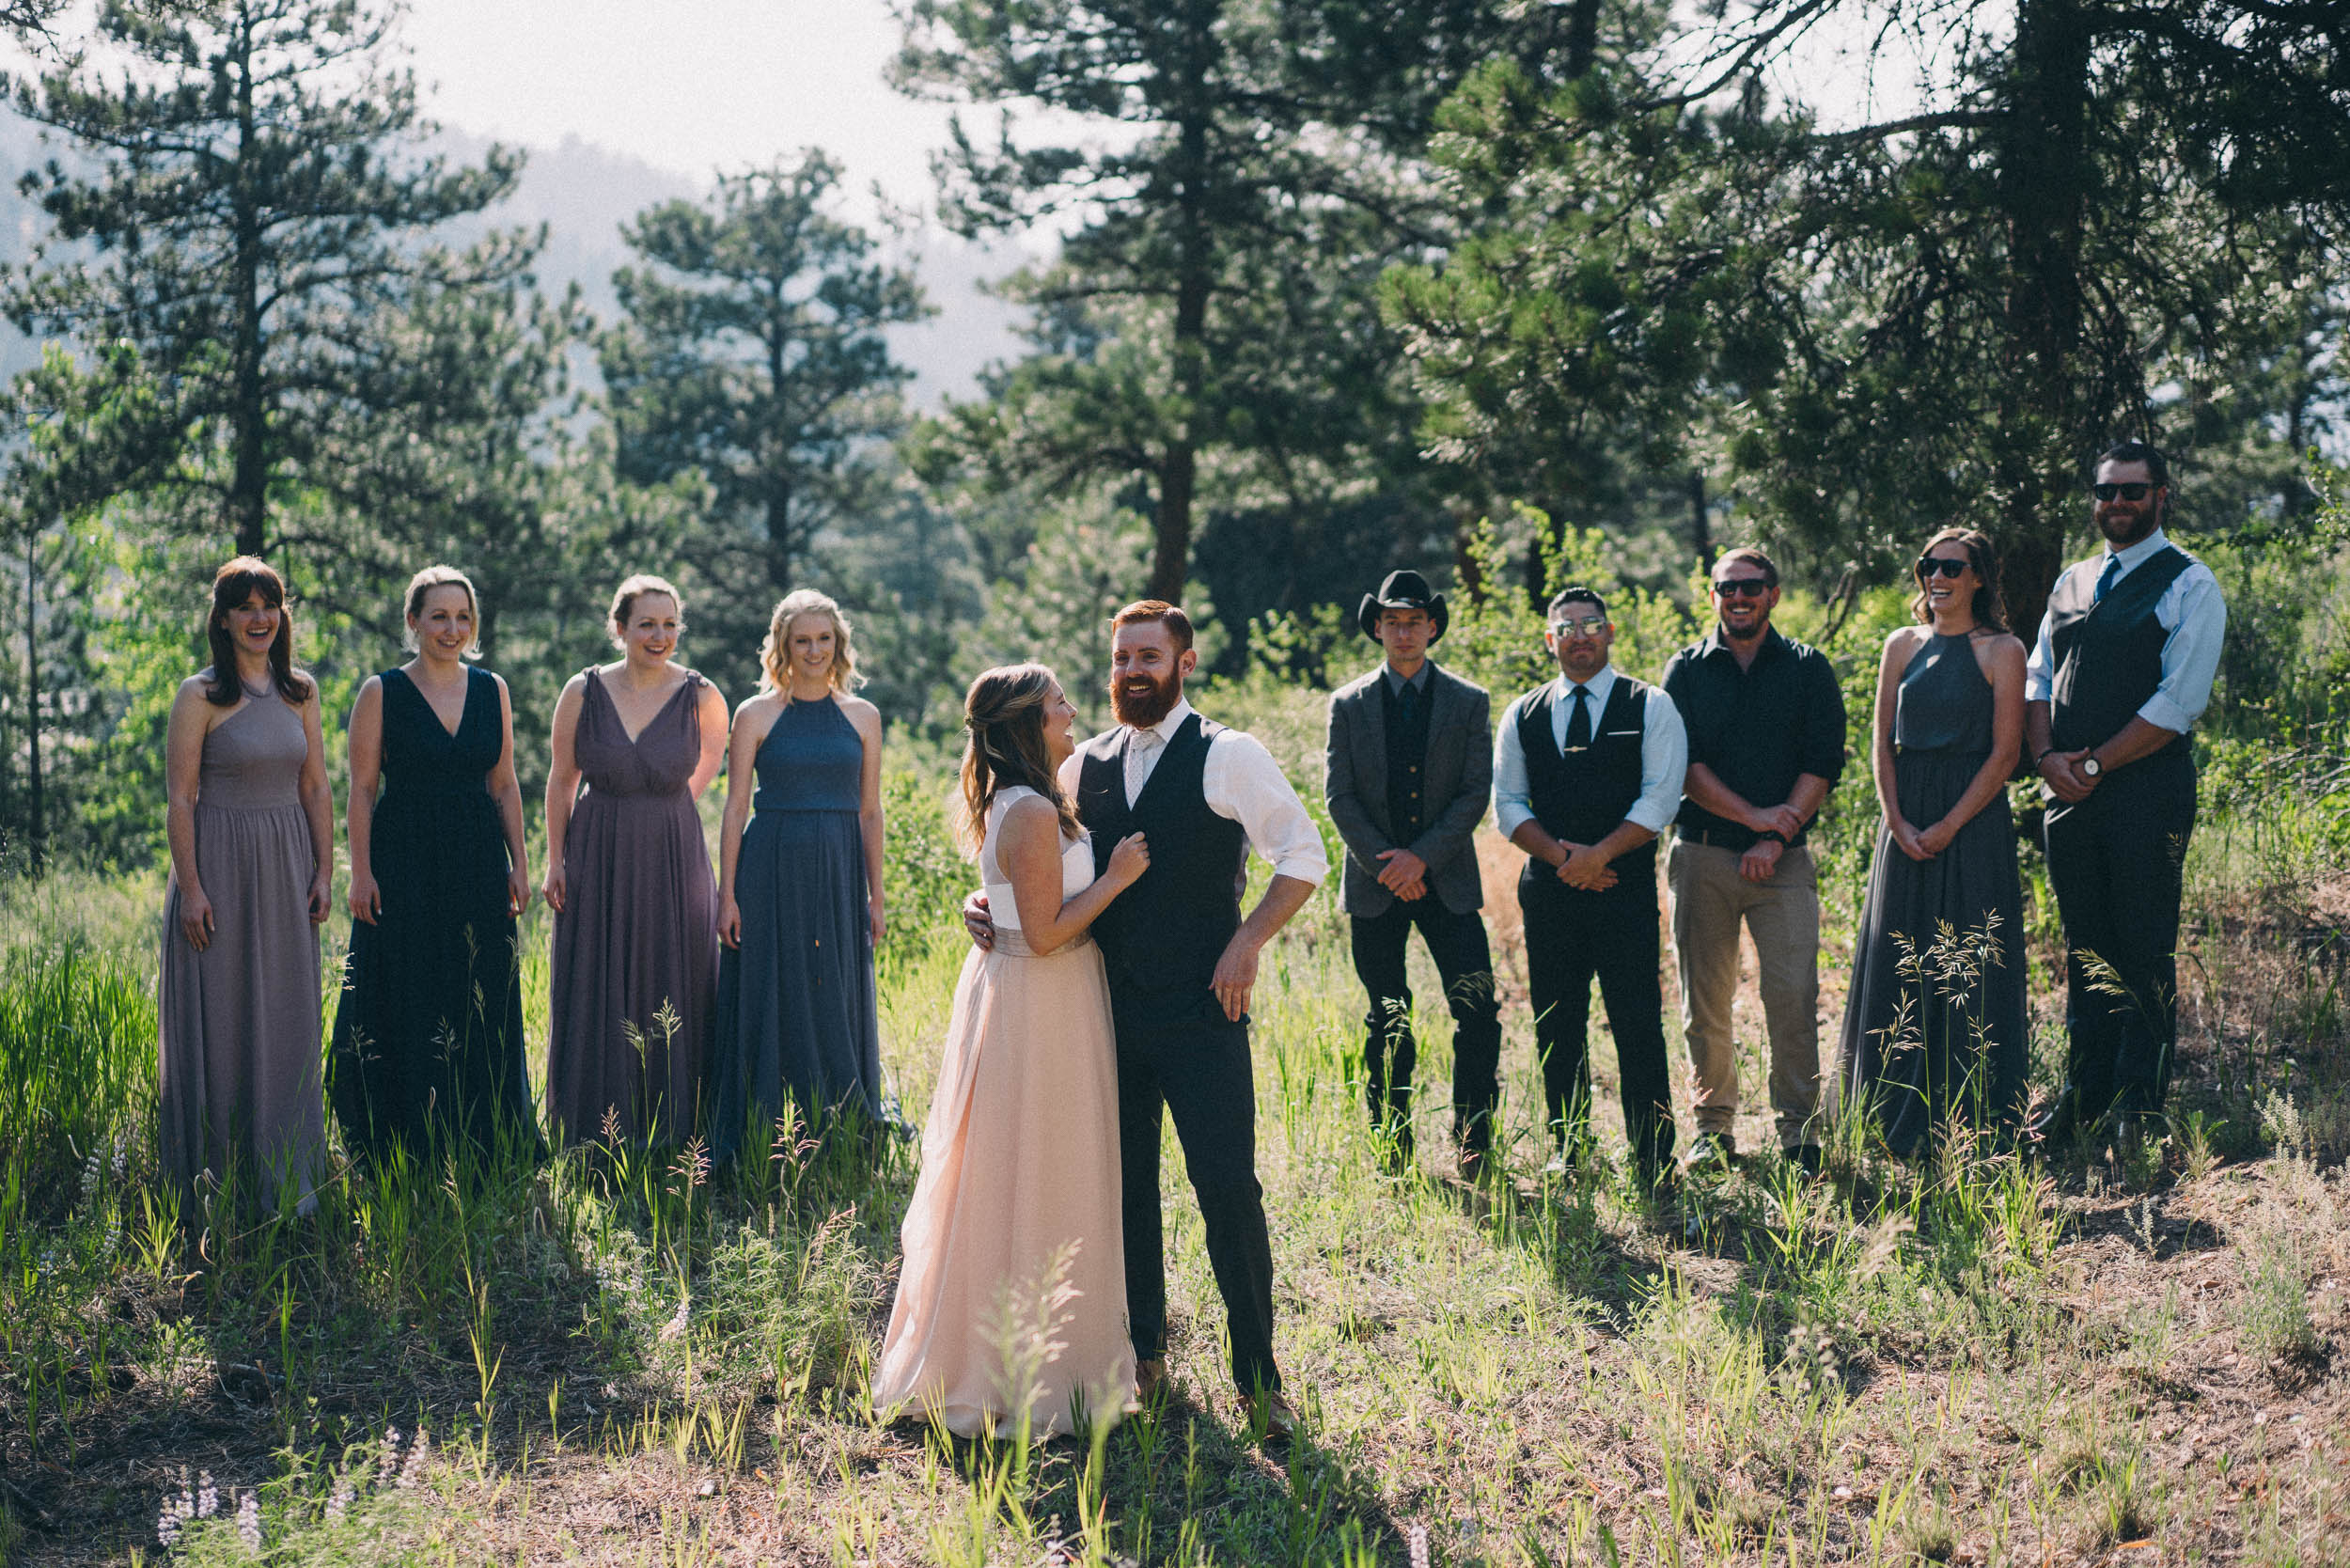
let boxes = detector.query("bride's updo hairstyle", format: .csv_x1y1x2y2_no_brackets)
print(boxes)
957,663,1083,854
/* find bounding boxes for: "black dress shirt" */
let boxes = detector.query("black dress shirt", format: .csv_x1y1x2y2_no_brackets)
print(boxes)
1660,626,1847,850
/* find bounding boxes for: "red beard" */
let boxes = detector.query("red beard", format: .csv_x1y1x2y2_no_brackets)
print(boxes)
1110,668,1181,729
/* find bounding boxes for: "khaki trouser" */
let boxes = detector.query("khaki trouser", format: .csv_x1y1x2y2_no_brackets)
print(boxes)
1668,838,1824,1149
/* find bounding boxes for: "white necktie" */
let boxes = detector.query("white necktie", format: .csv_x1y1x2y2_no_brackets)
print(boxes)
1126,727,1165,803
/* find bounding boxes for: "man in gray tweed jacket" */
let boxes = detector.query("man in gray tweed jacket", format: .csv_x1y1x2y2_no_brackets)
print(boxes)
1324,570,1503,1181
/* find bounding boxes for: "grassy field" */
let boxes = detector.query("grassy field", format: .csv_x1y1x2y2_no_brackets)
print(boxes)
2,682,2346,1566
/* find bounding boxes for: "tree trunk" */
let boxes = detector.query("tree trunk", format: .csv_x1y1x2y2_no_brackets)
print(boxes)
766,478,794,592
1149,7,1215,606
24,534,42,875
227,17,269,558
1995,0,2092,642
1689,469,1713,572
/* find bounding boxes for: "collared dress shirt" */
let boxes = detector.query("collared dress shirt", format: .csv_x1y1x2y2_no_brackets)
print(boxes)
1382,663,1432,698
2025,527,2227,734
1660,624,1847,850
1057,698,1329,885
1491,665,1688,840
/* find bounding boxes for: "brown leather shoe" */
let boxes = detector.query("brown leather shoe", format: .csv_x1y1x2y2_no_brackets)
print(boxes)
1240,1388,1297,1442
1135,1356,1168,1407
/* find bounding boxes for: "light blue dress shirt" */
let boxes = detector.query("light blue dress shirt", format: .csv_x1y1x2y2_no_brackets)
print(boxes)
2025,527,2227,735
1493,666,1688,839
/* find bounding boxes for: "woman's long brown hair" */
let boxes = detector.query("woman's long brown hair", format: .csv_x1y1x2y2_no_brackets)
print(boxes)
203,557,312,707
957,664,1082,854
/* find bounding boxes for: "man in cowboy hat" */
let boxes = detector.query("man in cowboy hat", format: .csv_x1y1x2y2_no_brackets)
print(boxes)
1324,569,1504,1181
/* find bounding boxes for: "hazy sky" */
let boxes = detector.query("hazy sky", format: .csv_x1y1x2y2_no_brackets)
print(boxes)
398,0,962,219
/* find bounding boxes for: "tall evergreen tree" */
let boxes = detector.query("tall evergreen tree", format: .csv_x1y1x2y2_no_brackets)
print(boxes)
892,0,1519,604
6,0,533,557
601,152,929,611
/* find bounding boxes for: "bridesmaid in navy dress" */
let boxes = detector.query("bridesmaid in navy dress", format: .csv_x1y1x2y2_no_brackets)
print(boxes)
1840,528,2032,1153
331,566,538,1167
710,589,886,1164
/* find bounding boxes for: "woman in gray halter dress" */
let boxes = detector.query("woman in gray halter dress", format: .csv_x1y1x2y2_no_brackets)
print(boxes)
1841,528,2032,1154
159,557,335,1212
542,574,728,1145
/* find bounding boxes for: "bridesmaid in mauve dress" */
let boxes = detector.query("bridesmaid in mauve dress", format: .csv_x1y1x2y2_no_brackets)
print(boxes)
873,665,1145,1438
1841,528,2032,1154
331,566,539,1168
711,589,886,1164
159,557,335,1212
542,574,727,1145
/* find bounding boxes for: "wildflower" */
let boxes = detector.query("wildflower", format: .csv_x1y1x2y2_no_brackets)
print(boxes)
375,1427,402,1487
196,1471,219,1519
156,1473,193,1546
1408,1522,1432,1568
235,1490,262,1554
660,1292,691,1341
79,1146,102,1209
398,1426,431,1489
110,1126,130,1182
326,1475,353,1522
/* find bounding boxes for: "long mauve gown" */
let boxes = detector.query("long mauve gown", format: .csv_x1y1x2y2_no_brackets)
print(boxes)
872,786,1134,1438
1840,633,2031,1153
545,668,718,1145
158,691,328,1212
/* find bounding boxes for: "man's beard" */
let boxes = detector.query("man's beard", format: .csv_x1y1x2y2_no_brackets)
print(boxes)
2098,504,2158,546
1110,668,1182,728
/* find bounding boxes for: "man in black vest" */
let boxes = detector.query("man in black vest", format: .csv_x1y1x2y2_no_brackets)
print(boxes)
1494,587,1689,1193
2027,440,2226,1143
964,601,1325,1438
1324,570,1502,1181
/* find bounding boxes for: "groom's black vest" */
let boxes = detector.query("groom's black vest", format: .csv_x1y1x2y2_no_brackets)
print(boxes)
2045,543,2193,766
1076,713,1247,1019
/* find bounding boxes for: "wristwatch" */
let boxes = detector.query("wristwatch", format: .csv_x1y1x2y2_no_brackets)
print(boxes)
2080,755,2103,778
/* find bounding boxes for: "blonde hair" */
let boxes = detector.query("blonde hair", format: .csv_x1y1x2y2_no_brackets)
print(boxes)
757,589,861,697
608,573,686,644
957,664,1081,853
401,564,482,657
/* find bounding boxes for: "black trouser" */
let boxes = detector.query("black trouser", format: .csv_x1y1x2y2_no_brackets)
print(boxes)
1518,866,1676,1175
1114,1003,1280,1396
1349,899,1503,1153
2044,755,2197,1121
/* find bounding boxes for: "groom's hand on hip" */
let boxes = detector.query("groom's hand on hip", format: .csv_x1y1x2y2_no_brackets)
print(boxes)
1212,934,1261,1022
963,890,996,951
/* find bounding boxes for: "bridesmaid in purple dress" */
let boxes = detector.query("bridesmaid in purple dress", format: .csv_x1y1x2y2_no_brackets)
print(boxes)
158,557,335,1212
542,575,728,1145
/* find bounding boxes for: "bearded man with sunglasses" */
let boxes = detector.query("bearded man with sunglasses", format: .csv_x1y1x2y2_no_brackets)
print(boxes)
1660,547,1848,1179
2025,440,2226,1147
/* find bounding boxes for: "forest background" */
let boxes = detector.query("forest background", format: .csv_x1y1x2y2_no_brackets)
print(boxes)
0,0,2339,867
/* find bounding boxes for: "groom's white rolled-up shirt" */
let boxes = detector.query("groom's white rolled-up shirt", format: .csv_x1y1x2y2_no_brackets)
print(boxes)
1055,698,1328,886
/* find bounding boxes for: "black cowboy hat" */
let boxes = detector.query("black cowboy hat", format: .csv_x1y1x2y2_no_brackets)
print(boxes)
1358,569,1448,643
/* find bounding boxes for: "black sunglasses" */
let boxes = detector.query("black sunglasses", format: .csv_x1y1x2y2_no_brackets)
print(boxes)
2091,482,2153,502
1915,556,1970,580
1713,578,1774,598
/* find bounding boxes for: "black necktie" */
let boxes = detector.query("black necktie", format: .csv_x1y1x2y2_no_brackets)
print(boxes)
2093,555,2122,605
1565,683,1592,751
1395,678,1419,730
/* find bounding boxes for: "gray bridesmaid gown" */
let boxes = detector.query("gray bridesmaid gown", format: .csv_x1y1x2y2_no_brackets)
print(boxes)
710,696,881,1162
158,693,328,1210
546,668,718,1144
1840,633,2030,1153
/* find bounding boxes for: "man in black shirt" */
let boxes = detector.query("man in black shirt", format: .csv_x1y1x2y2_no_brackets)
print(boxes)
1660,547,1847,1176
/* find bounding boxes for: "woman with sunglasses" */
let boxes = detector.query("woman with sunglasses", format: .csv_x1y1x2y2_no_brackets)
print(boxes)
1838,528,2030,1155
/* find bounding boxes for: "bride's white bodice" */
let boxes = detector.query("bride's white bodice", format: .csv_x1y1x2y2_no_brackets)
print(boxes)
980,786,1092,932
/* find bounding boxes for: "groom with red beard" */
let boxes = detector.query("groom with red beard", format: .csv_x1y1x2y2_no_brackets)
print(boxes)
965,600,1325,1438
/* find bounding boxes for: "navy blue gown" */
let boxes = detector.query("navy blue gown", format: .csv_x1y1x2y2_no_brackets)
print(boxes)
330,666,537,1167
710,696,882,1161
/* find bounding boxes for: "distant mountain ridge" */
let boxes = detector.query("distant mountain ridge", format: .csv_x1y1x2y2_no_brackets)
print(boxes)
0,109,1024,409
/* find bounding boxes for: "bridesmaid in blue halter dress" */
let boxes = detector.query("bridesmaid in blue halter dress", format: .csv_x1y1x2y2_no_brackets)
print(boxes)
1841,529,2032,1154
711,590,886,1164
331,568,539,1168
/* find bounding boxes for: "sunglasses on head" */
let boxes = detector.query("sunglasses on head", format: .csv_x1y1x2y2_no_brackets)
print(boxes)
1713,578,1773,599
1915,556,1970,580
2091,482,2153,502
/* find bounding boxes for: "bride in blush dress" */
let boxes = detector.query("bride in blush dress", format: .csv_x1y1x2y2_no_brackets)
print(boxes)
873,665,1149,1438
